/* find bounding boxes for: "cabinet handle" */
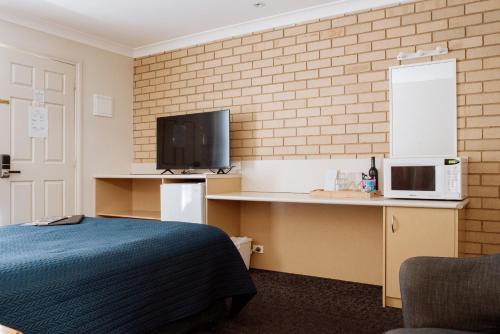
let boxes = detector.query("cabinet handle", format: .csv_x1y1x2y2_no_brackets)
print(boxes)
391,215,396,233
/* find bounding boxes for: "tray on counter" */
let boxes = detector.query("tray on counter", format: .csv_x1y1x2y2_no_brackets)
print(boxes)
310,189,379,199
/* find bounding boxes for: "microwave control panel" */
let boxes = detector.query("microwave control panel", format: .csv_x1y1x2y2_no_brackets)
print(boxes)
445,165,460,193
444,159,461,194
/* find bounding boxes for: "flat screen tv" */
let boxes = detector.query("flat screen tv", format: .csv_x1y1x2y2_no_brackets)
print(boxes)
156,110,230,170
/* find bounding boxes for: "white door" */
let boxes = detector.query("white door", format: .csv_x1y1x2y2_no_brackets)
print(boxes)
0,47,76,225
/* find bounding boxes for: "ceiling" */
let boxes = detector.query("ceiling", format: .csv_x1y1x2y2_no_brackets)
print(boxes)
0,0,402,57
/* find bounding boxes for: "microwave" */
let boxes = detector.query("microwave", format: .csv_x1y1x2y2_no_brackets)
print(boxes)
384,157,468,200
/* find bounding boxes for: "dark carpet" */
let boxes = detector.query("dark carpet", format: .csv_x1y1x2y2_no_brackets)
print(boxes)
200,269,403,334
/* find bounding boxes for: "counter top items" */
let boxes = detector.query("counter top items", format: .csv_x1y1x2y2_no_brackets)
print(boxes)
368,156,379,191
323,169,338,191
361,156,379,193
324,169,363,192
323,156,379,195
362,174,376,193
310,189,376,199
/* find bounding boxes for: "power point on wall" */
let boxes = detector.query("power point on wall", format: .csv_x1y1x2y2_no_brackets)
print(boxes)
252,245,264,254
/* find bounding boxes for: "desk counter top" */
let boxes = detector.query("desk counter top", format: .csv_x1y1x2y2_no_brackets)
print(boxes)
206,191,469,209
94,174,241,179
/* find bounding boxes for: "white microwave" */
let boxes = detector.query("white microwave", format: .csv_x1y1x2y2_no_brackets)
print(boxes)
384,157,468,200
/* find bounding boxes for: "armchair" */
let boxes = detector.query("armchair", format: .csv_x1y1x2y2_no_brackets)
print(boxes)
386,254,500,334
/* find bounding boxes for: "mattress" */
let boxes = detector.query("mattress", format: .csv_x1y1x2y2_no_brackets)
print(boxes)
0,217,256,333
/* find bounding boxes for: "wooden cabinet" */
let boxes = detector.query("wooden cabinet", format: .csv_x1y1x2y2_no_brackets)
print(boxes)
94,175,241,234
384,206,458,307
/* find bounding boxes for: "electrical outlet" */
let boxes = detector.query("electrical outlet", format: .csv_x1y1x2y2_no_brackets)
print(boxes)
252,245,264,254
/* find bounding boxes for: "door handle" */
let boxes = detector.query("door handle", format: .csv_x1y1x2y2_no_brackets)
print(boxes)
391,215,396,233
0,99,9,105
0,170,20,178
0,154,20,178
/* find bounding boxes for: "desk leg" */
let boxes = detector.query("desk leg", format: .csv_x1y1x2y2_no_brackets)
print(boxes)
205,178,242,236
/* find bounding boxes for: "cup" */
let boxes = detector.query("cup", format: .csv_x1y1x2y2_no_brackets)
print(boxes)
362,179,375,193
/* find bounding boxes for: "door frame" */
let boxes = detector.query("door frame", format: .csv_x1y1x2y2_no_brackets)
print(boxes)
0,43,83,214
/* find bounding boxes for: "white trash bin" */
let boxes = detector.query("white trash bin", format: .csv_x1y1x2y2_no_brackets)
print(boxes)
230,236,253,270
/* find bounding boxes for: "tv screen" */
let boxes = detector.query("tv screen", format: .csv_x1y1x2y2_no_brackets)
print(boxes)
156,110,230,170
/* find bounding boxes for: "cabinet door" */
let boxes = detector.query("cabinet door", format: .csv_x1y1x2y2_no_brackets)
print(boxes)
385,207,457,299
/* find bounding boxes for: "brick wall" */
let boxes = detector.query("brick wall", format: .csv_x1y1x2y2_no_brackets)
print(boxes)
134,0,500,256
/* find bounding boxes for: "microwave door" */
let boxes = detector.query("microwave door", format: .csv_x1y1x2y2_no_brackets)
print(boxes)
391,166,436,192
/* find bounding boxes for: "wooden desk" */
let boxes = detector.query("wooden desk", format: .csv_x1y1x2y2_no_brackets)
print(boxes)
206,190,468,308
94,173,468,308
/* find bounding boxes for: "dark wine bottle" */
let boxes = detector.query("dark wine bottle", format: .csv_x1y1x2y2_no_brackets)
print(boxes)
369,156,378,191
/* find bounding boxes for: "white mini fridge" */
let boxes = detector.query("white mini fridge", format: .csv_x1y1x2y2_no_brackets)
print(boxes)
160,183,206,224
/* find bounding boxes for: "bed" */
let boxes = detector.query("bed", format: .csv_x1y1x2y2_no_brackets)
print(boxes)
0,217,256,333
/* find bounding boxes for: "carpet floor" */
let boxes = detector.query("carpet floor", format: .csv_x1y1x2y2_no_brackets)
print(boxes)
200,269,403,334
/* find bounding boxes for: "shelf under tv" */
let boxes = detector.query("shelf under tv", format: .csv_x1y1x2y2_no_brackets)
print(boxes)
93,174,241,222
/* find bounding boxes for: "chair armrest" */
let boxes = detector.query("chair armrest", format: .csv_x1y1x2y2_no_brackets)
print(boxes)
399,255,500,333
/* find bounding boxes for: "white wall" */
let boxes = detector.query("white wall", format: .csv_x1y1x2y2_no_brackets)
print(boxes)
0,19,133,216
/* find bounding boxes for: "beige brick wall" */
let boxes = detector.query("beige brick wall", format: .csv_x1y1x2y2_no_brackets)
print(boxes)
134,0,500,256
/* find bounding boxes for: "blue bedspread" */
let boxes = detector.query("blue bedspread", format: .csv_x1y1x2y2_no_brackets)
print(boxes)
0,218,256,333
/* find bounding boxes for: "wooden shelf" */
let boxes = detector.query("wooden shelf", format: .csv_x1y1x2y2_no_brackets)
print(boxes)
97,210,161,220
95,177,163,221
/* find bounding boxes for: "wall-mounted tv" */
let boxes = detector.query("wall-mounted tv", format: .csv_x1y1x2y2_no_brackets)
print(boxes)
156,110,230,170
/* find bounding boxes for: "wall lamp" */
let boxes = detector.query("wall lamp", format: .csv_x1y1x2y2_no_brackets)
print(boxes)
397,46,448,61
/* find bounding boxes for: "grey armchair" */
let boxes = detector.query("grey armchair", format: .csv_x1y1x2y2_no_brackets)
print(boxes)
386,254,500,334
